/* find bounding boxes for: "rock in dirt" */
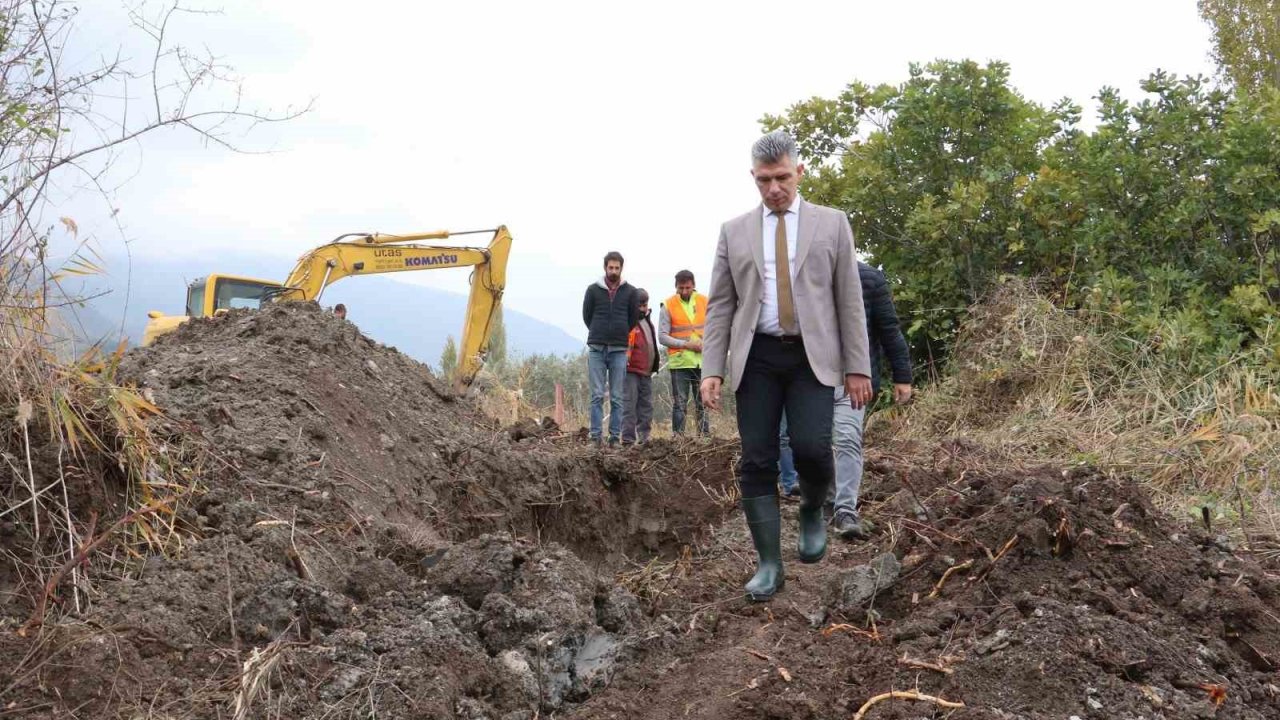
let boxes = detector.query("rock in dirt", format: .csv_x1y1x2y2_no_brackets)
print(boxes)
254,534,636,717
419,534,632,710
823,552,900,613
973,627,1013,655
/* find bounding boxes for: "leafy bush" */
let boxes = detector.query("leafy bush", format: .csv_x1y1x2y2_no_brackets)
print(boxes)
767,60,1280,379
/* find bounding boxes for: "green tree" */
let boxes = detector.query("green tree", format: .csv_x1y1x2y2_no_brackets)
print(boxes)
1199,0,1280,93
767,59,1280,375
440,335,458,379
765,60,1068,369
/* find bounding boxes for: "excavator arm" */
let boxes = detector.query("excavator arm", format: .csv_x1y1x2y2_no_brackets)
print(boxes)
455,228,511,390
274,226,511,390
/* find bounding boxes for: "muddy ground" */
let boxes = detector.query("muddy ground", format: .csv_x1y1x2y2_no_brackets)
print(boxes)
3,302,1280,719
573,444,1280,719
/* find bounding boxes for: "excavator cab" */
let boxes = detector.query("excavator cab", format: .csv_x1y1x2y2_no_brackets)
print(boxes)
184,274,285,317
142,274,284,345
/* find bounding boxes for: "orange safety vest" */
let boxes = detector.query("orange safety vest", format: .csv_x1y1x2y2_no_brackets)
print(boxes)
665,293,707,356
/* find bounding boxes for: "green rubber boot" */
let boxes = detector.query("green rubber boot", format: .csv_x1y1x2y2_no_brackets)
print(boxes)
797,488,829,563
741,494,785,601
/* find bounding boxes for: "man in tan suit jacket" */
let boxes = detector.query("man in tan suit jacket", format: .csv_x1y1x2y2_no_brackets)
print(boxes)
701,130,872,602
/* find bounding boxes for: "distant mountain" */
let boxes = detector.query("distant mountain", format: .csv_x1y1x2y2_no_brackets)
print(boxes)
62,252,582,366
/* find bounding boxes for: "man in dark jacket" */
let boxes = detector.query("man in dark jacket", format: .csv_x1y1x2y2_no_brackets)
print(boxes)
623,289,659,445
779,261,913,538
582,251,641,445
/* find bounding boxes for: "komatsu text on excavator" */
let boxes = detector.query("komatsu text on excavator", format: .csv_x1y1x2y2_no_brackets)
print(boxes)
142,226,512,391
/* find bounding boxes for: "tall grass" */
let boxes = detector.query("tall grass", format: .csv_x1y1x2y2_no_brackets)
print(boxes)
2,243,203,624
885,279,1280,539
0,0,297,623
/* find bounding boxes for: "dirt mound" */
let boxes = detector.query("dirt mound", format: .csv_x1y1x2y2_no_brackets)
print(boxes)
1,303,737,719
118,303,727,562
570,441,1280,719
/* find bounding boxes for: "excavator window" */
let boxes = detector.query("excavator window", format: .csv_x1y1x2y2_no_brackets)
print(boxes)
186,279,208,317
212,278,280,313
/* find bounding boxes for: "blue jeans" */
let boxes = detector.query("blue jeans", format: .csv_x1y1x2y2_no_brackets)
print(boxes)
671,368,710,436
588,345,628,441
779,389,865,515
779,413,798,493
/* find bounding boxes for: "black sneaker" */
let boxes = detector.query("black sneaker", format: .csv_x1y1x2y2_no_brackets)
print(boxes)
833,511,870,541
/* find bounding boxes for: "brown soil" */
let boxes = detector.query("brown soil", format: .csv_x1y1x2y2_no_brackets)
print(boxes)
3,302,1280,719
570,442,1280,719
0,303,736,719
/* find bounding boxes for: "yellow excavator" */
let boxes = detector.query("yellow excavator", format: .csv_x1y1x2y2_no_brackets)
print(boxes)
142,226,512,390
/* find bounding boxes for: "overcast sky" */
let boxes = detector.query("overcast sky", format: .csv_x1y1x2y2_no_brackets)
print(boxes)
54,0,1217,341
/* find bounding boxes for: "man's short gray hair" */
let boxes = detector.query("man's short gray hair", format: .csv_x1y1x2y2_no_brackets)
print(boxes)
752,129,798,165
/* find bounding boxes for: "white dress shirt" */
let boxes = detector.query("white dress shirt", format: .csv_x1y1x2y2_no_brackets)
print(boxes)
756,194,801,336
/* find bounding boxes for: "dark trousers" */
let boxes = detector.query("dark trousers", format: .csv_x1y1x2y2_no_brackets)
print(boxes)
622,373,653,443
671,368,709,436
735,335,835,499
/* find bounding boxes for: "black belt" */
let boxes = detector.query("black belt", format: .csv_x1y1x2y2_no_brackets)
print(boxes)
756,332,803,345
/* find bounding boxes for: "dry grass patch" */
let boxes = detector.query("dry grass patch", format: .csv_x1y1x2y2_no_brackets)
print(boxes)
883,279,1280,544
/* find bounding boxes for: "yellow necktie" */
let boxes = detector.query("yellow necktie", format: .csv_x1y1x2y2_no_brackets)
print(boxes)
774,210,797,335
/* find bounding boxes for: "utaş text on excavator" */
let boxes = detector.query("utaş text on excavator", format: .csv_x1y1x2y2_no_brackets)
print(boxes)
142,226,512,391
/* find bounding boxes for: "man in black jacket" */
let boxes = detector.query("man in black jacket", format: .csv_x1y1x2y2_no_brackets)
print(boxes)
856,261,913,405
582,251,641,445
779,261,913,538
